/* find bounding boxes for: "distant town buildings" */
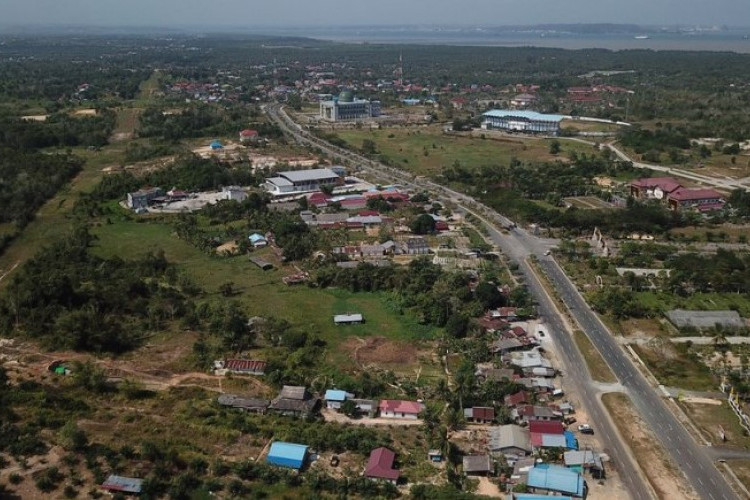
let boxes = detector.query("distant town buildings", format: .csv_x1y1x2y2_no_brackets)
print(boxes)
630,176,725,211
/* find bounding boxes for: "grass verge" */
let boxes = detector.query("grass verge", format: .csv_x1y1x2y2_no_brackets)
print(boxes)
602,392,698,500
573,330,617,384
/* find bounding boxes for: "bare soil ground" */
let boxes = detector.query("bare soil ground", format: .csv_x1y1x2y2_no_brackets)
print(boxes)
321,408,422,427
341,336,419,369
602,393,699,500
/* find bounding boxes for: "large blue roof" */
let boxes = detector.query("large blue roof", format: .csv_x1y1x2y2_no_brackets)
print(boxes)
482,109,565,122
528,464,585,496
268,442,308,462
511,495,574,500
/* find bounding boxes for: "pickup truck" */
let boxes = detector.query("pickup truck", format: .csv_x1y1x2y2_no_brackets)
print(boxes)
578,424,594,434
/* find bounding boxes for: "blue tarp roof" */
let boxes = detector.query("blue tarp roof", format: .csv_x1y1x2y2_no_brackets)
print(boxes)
210,140,223,148
249,233,266,243
482,109,566,122
528,464,585,496
325,389,348,401
268,442,308,462
511,494,574,500
564,431,578,450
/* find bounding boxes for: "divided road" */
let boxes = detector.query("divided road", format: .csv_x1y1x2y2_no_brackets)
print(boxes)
266,104,740,500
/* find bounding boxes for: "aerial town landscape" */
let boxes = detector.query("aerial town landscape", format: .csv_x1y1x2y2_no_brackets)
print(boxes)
2,3,750,500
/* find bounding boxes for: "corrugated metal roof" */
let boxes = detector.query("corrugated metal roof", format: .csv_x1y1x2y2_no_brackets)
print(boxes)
268,442,308,462
483,109,565,122
527,465,584,496
334,314,363,323
279,168,339,183
101,475,143,494
325,389,348,402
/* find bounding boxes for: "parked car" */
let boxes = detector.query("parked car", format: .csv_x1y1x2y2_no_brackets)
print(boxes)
564,416,577,425
578,424,594,434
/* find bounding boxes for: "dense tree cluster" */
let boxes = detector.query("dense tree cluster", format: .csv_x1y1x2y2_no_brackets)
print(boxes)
0,111,116,150
137,104,282,142
0,228,198,353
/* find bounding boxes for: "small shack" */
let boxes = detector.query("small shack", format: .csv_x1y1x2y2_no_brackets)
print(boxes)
266,442,308,470
334,313,364,325
101,475,143,495
250,256,273,271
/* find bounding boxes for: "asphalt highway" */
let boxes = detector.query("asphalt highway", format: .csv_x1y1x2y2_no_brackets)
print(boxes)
265,104,740,500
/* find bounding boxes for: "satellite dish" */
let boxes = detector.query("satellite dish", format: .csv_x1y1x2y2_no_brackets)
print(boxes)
653,187,664,200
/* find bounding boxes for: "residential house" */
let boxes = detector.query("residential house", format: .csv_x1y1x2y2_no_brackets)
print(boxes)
481,368,516,383
504,390,531,409
490,338,527,355
127,187,164,210
512,405,560,424
364,447,400,484
462,455,492,476
509,457,537,488
223,185,248,203
667,187,725,212
268,385,318,417
495,307,519,321
350,398,378,417
529,420,565,435
266,442,308,470
488,425,532,464
464,406,495,424
511,93,538,108
404,237,430,255
217,394,269,414
507,351,553,372
379,400,423,419
629,177,682,200
564,450,605,478
517,377,556,393
428,449,443,462
324,389,354,410
239,129,259,144
527,464,586,498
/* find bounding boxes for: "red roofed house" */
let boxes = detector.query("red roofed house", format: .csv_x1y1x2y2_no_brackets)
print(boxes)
464,406,495,424
379,400,423,420
434,220,449,232
630,177,682,200
239,129,259,144
308,192,331,208
529,420,565,435
504,390,531,409
450,97,468,109
364,447,400,483
667,187,725,212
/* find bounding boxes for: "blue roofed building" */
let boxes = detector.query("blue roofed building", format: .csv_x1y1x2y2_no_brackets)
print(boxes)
481,109,565,135
564,431,578,450
249,233,268,247
324,389,354,410
266,442,309,470
508,494,574,500
210,140,224,150
527,464,586,498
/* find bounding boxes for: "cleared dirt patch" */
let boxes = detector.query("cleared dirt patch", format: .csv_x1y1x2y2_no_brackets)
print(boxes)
602,393,699,500
355,336,419,367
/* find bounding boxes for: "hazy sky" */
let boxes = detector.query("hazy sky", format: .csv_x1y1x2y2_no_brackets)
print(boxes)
1,0,749,27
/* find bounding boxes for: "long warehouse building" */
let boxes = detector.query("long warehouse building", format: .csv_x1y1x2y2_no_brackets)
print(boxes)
481,109,564,135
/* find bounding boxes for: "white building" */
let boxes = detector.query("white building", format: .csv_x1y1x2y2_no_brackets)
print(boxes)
320,91,381,122
222,186,247,202
265,168,341,196
481,110,564,135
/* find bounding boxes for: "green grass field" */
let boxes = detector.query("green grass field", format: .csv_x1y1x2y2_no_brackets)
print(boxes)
334,126,593,177
91,218,440,368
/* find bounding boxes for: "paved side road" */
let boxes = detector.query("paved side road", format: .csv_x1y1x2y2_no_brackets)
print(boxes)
538,257,739,500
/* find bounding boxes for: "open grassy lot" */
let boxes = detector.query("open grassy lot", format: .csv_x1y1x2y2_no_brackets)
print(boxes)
669,224,750,244
631,342,716,391
679,400,750,449
90,218,440,372
334,126,592,177
633,291,750,320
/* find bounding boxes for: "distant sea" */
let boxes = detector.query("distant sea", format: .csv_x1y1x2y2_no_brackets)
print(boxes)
281,26,750,53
